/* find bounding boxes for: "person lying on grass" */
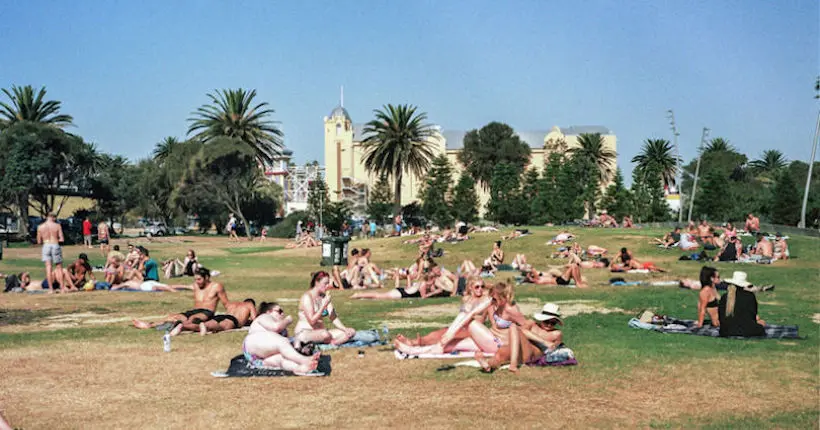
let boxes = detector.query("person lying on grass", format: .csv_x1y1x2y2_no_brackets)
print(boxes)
525,263,586,288
610,247,667,273
394,276,491,354
475,302,566,373
292,271,355,346
169,298,258,336
350,272,448,300
132,267,229,329
242,302,320,374
383,256,428,290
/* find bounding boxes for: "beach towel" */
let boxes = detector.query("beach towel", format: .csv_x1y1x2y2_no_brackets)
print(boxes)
211,354,330,378
316,329,387,351
394,350,494,360
628,317,800,339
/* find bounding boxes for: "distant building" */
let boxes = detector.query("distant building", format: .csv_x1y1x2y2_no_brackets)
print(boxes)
323,96,617,217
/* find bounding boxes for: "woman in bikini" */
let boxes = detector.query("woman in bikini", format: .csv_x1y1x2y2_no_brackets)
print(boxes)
293,271,356,345
488,241,504,266
695,267,721,328
242,302,320,374
350,272,439,300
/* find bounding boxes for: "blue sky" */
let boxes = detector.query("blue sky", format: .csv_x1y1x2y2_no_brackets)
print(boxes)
1,0,817,181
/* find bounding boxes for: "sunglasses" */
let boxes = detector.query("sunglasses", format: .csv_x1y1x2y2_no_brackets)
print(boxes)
272,308,284,314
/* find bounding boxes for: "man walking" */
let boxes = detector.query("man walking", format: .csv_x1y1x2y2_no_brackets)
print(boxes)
98,220,110,258
37,213,65,293
82,217,92,249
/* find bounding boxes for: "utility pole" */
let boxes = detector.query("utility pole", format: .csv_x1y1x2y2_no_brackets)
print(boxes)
667,110,682,223
687,127,710,224
798,110,819,228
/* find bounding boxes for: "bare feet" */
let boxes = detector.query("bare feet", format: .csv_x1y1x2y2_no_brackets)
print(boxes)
474,351,491,371
199,323,208,336
169,322,183,337
132,319,152,329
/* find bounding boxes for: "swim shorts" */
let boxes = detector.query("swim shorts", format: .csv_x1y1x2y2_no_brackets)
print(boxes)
41,244,63,264
213,314,240,328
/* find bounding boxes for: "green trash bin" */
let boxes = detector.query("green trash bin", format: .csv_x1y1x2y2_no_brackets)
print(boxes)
320,236,350,267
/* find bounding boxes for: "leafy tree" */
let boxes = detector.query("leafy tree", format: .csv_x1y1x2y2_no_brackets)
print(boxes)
704,137,735,154
749,149,787,181
693,170,732,221
366,175,393,225
187,88,283,165
133,159,175,223
152,136,182,163
535,153,584,224
92,154,140,224
631,139,678,188
601,169,633,219
241,180,283,228
451,174,479,224
361,104,437,216
325,200,353,233
769,171,802,225
458,122,531,190
568,133,617,185
420,155,454,227
631,166,670,222
521,168,541,224
486,162,526,225
0,85,73,130
175,137,262,239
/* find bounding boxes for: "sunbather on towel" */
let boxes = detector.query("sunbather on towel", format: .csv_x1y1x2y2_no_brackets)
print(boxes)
132,267,228,329
526,263,586,288
242,302,320,374
773,233,789,260
169,298,258,336
611,247,666,272
293,271,355,345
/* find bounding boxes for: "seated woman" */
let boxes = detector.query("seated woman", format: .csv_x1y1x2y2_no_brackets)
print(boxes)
488,241,504,266
718,271,766,337
351,272,439,300
457,260,480,278
622,216,634,228
242,302,320,374
475,302,566,373
614,247,641,270
721,222,738,240
510,254,532,272
293,271,356,345
183,249,201,276
773,233,789,260
714,236,742,262
695,267,721,328
678,232,700,251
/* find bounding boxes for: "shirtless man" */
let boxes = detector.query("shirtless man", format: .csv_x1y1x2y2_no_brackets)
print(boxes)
745,213,760,234
132,267,229,329
697,220,713,245
773,233,789,260
430,263,457,297
751,233,773,259
169,298,257,336
37,213,65,293
98,220,110,259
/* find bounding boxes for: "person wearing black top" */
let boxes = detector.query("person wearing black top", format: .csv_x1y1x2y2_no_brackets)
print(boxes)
696,267,721,328
718,271,766,337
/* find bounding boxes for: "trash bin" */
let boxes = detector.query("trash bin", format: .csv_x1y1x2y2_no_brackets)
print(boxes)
320,236,350,267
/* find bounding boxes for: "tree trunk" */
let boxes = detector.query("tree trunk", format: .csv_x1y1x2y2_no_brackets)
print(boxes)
18,192,30,242
393,169,403,218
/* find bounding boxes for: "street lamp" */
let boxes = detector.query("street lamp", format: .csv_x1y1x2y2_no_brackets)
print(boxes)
687,127,710,223
667,110,682,223
798,110,819,228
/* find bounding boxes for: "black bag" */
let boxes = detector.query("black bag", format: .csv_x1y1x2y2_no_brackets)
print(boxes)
4,274,20,292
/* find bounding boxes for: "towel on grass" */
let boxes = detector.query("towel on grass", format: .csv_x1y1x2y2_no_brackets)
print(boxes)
628,317,800,339
211,354,331,377
316,329,387,351
394,350,494,360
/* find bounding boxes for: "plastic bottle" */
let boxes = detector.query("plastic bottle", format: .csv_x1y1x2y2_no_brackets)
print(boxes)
163,331,171,352
382,324,389,343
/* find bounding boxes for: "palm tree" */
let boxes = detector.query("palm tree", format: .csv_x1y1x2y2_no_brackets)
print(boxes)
361,104,437,215
749,149,787,177
0,85,73,130
704,137,734,153
568,133,618,184
631,138,679,187
152,136,181,162
187,88,283,165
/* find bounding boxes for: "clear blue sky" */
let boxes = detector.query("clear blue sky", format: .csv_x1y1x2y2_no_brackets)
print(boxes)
1,0,817,181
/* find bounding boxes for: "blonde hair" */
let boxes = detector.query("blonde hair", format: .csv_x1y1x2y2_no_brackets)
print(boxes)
491,281,515,305
726,285,737,317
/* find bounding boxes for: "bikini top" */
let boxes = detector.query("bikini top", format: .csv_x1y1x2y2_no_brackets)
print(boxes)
313,297,330,317
493,313,512,329
706,299,719,308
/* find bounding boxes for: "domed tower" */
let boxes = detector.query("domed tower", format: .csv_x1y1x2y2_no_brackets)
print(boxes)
324,87,355,202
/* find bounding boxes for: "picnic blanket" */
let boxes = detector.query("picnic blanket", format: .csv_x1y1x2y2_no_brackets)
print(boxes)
628,317,800,339
316,329,387,351
394,350,494,360
211,354,330,378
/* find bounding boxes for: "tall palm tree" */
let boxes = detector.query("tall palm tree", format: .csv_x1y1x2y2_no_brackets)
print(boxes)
0,85,73,130
187,88,283,165
631,138,679,187
749,149,787,176
361,104,437,215
568,133,618,184
152,136,181,162
704,137,734,153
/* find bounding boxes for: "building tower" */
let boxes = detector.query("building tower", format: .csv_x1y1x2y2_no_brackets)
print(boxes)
323,87,355,203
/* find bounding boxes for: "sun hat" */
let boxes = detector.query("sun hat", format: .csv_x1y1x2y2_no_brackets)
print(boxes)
534,303,563,323
724,271,751,288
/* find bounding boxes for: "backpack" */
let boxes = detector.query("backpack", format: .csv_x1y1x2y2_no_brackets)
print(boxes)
4,274,21,292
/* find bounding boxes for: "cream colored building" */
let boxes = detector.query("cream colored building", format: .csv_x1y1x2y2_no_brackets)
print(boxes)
323,102,617,216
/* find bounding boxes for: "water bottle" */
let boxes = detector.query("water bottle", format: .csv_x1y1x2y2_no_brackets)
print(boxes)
381,324,389,343
163,331,171,352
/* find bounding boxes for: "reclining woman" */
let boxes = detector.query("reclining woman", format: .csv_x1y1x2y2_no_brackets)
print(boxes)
293,271,356,346
350,273,440,300
525,262,586,288
610,247,666,273
242,301,320,374
394,276,490,351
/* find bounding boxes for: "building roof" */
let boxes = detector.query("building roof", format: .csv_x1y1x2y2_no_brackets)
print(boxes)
329,105,351,121
559,125,611,135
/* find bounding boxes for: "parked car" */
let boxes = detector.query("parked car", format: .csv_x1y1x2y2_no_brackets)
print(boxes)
144,222,169,236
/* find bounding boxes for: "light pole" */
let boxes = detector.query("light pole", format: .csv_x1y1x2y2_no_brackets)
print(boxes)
798,110,820,228
667,110,682,223
687,127,710,224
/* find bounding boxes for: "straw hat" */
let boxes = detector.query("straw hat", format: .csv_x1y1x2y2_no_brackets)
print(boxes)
724,271,751,288
534,303,563,324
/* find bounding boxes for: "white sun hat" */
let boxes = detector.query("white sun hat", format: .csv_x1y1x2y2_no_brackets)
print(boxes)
533,303,563,324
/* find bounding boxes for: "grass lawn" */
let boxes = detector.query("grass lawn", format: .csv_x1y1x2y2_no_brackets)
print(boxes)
0,228,817,429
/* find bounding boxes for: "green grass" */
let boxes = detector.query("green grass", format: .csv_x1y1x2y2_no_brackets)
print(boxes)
650,408,819,429
222,245,284,255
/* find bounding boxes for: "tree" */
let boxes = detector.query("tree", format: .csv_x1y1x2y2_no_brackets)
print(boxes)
451,174,479,224
601,169,633,219
631,139,678,188
458,122,531,190
361,104,437,216
307,179,331,225
694,170,732,221
568,133,617,185
187,88,283,165
420,155,454,227
0,85,73,130
366,175,393,225
521,168,541,224
631,166,670,222
175,137,262,239
152,136,182,163
486,162,526,225
92,154,140,224
535,153,584,224
749,149,787,179
769,171,802,225
704,137,735,154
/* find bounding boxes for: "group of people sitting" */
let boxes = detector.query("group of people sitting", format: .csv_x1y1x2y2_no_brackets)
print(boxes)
655,218,789,264
285,231,321,249
689,267,769,337
585,211,635,228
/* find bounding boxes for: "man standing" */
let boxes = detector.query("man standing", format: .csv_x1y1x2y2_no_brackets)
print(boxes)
369,219,377,239
98,220,110,258
82,217,92,249
296,219,303,238
37,213,65,293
